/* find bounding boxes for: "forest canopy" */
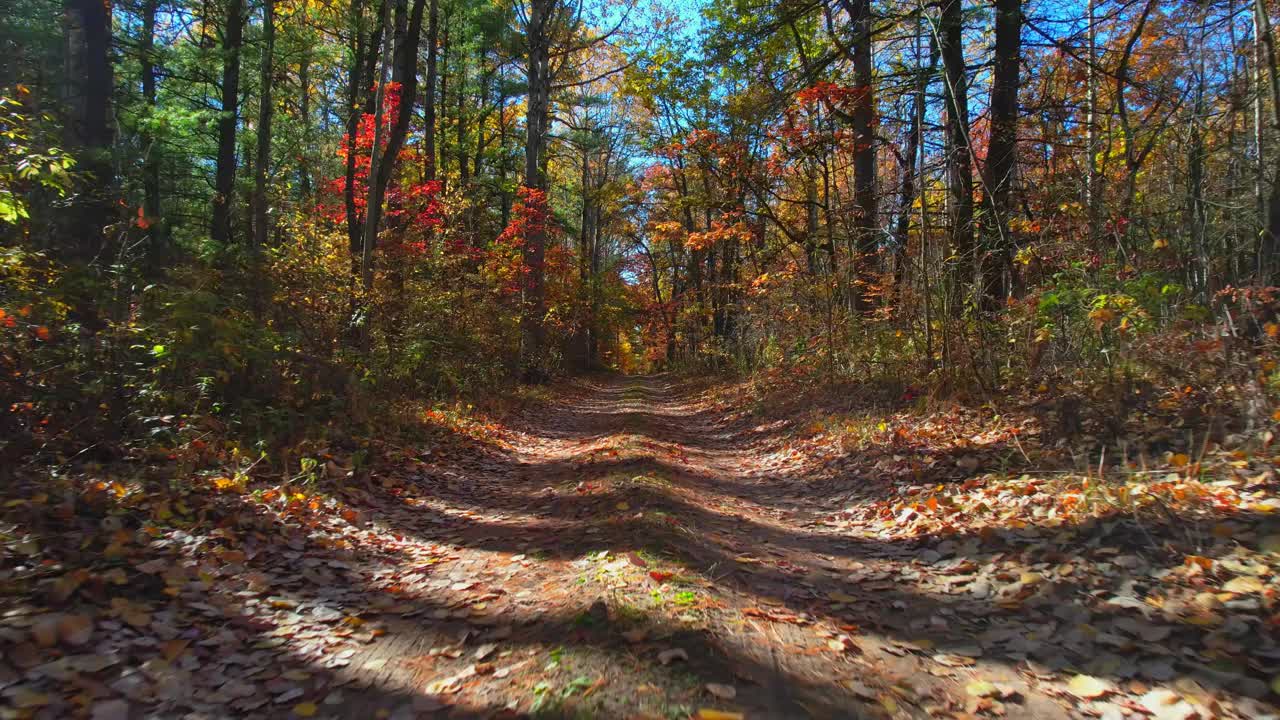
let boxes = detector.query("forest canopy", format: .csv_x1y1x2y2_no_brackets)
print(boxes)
4,0,1280,443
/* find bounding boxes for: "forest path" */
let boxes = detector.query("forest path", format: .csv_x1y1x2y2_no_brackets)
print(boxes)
332,374,1072,719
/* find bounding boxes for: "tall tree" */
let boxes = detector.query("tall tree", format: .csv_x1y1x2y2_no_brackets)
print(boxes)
519,0,553,379
211,0,244,245
939,0,973,313
63,0,115,259
360,0,427,292
140,0,164,259
423,0,439,181
253,0,275,253
1256,0,1280,277
840,0,877,310
980,0,1022,309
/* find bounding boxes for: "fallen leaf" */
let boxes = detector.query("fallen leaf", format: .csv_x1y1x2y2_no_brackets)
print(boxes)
1067,674,1115,699
1222,576,1265,594
1138,688,1197,720
658,648,688,665
705,683,736,700
694,711,744,720
293,701,318,717
30,615,59,647
90,699,129,720
967,680,999,697
827,635,858,653
58,614,93,646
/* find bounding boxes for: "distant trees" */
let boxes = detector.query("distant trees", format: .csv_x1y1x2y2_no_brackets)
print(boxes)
624,0,1280,377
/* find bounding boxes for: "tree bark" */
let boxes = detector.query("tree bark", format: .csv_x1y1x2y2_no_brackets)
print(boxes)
893,27,936,301
298,50,312,199
520,0,553,380
63,0,115,259
423,0,438,181
980,0,1021,311
211,0,243,245
362,0,428,293
253,0,275,253
141,0,164,263
1256,0,1280,278
939,0,973,314
840,0,877,311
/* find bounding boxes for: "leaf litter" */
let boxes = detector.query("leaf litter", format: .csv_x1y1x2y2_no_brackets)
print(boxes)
1,375,1278,718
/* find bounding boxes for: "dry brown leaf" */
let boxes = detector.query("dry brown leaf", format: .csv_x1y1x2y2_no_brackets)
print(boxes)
58,614,93,646
705,683,736,700
658,648,688,665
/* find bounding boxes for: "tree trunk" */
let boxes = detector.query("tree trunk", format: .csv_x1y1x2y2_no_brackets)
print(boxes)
893,27,936,302
1256,0,1280,278
980,0,1021,311
63,0,115,259
579,145,594,368
520,0,553,380
842,0,877,310
940,0,973,314
423,0,438,181
344,0,382,258
253,0,274,253
457,49,469,189
212,0,243,245
437,11,450,187
1086,0,1100,246
298,50,312,199
362,0,428,293
140,0,164,263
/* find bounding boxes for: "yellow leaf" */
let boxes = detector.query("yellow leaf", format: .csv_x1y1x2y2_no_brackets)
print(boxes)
1067,674,1114,699
966,680,999,697
827,592,857,603
293,702,318,717
1169,453,1190,468
1222,576,1265,594
695,711,744,720
1183,611,1223,627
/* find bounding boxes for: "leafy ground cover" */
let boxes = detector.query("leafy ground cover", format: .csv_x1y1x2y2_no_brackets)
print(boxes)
2,374,1279,720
